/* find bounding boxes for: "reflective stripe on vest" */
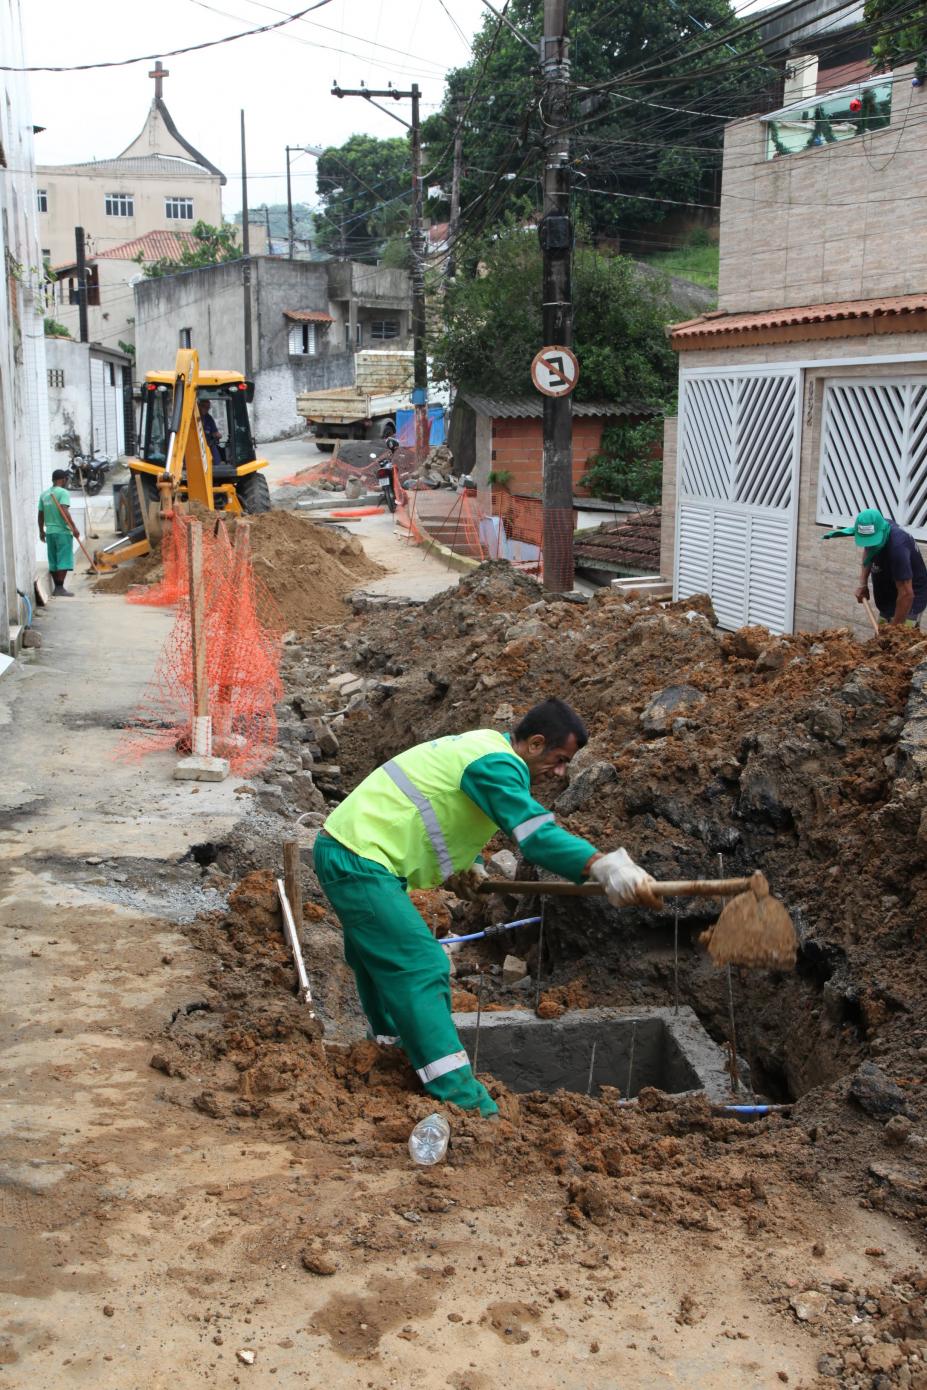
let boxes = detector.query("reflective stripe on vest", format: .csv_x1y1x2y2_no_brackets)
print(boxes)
417,1049,469,1084
382,757,455,878
512,811,554,844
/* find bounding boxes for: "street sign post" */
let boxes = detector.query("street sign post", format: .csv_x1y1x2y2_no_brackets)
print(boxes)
531,344,579,398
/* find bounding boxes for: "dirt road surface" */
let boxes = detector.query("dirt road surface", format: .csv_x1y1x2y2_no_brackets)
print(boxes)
2,501,922,1390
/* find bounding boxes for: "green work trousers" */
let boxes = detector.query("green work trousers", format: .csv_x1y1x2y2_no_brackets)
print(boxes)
313,831,497,1116
46,532,74,572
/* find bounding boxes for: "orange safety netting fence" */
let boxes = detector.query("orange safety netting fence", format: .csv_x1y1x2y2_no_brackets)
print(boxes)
397,487,553,579
120,513,283,775
278,415,425,490
126,513,189,607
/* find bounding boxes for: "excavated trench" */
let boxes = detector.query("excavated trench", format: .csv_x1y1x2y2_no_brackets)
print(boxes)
520,894,864,1105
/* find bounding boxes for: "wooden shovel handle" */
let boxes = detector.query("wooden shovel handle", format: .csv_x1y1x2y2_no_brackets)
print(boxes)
478,873,764,899
861,596,881,637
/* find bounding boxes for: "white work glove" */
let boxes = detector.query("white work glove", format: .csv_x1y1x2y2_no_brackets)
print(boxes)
589,848,661,910
443,863,488,902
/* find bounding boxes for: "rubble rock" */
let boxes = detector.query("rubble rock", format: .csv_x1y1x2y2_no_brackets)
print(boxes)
810,705,844,742
301,1247,338,1276
502,955,528,985
755,643,787,674
789,1290,828,1322
849,1061,908,1119
838,668,883,708
555,760,618,814
883,1114,914,1147
865,1344,904,1373
488,850,518,880
639,685,706,737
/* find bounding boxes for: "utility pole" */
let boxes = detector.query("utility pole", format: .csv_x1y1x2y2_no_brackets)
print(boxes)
332,82,428,464
74,225,88,343
240,109,253,379
539,0,574,593
285,145,295,259
446,104,463,280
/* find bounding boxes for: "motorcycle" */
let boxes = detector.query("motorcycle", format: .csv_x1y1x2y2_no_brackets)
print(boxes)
65,450,112,496
370,435,401,512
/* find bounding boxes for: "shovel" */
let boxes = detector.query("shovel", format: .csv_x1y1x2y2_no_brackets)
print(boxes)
476,870,797,971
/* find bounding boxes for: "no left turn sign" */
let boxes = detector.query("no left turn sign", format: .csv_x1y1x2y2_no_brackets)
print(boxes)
531,344,579,398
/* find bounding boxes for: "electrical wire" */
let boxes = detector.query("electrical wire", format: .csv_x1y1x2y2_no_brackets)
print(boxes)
1,0,336,72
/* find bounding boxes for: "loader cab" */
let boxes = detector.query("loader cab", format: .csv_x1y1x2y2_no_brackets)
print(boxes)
137,379,258,476
195,383,257,480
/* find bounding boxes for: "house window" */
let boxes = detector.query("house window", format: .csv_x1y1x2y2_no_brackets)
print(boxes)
41,248,50,264
105,192,134,217
818,378,927,541
289,322,317,356
37,189,47,213
48,368,64,388
165,196,194,221
179,328,192,348
370,318,400,341
763,78,892,160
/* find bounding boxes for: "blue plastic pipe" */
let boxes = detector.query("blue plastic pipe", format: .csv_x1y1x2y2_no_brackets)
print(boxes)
439,915,542,947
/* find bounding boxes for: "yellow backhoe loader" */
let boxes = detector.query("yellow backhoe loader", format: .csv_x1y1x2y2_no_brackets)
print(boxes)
95,348,271,571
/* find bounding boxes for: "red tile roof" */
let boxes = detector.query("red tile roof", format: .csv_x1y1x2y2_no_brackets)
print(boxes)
283,309,334,323
574,509,662,574
95,229,200,262
671,294,927,349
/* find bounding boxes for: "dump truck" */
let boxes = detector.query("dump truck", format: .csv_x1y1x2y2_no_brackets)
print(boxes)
96,348,271,571
296,350,414,452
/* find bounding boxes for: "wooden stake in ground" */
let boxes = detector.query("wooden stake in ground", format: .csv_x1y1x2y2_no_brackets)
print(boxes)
174,519,229,782
283,838,303,937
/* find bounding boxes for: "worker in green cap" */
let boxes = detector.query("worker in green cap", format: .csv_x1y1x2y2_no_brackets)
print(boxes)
313,697,659,1117
823,508,927,626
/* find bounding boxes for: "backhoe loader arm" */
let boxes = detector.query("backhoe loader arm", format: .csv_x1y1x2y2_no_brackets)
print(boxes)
163,348,214,508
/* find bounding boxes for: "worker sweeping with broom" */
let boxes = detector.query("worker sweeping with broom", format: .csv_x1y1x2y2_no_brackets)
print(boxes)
314,698,659,1117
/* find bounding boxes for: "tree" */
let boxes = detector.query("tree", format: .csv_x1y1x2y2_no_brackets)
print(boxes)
314,134,411,260
422,0,767,245
432,225,676,407
142,221,242,278
865,0,927,78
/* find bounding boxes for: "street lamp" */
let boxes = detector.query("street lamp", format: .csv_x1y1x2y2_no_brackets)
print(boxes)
285,144,324,260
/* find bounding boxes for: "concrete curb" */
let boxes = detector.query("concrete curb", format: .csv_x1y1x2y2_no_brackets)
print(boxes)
398,519,481,574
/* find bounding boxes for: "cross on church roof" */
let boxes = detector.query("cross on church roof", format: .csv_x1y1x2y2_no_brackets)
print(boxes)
148,59,170,101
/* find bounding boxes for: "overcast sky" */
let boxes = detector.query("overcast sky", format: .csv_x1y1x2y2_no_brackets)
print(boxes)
23,0,490,216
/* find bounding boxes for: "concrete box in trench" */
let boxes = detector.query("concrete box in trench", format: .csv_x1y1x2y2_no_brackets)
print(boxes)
452,1006,734,1104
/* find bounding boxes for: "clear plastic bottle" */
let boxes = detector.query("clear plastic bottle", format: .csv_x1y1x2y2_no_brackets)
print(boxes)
408,1112,451,1165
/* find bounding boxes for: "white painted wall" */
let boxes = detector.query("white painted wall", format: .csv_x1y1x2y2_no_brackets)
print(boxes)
0,0,51,651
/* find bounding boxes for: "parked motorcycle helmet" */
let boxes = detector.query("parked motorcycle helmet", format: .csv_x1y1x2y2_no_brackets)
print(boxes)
385,436,400,452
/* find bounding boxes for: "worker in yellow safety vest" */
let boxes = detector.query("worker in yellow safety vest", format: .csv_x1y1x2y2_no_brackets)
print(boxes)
314,698,658,1117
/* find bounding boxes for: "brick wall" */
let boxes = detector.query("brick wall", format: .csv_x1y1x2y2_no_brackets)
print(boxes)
718,67,927,314
490,416,606,495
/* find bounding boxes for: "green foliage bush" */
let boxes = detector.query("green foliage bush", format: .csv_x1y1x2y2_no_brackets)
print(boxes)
432,225,676,408
581,418,664,504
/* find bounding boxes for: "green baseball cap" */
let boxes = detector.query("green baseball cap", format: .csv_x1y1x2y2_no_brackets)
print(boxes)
822,508,891,549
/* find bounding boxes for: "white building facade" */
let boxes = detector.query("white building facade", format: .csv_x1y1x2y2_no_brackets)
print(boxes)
0,0,52,654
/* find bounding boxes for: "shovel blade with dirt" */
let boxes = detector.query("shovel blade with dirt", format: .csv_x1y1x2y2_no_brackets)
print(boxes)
477,869,797,971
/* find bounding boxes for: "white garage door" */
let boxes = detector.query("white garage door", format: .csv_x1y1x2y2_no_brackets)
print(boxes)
675,368,802,633
91,357,125,457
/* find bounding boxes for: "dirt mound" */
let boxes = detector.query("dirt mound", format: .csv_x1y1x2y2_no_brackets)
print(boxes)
91,544,163,595
225,510,384,633
93,508,384,629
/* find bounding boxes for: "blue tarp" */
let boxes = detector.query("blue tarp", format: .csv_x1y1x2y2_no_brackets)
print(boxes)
396,406,446,447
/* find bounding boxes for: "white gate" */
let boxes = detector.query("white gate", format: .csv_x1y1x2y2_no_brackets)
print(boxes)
675,368,802,633
90,357,125,456
818,378,927,540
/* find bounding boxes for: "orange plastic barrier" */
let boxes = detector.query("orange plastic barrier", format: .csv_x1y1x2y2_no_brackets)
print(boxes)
120,514,283,775
327,506,383,518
